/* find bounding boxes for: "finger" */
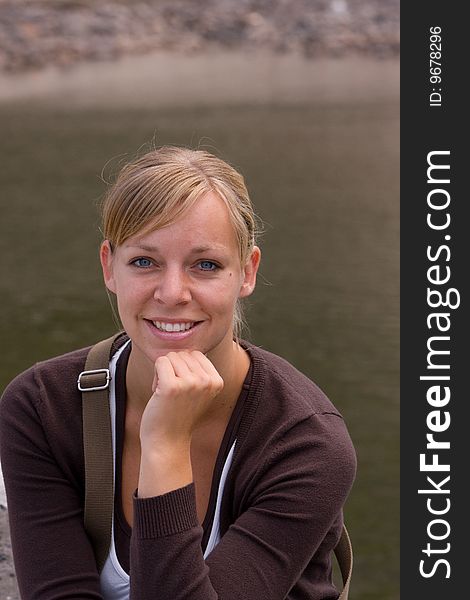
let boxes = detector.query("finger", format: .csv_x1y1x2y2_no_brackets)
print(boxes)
171,351,222,391
187,352,224,393
174,350,208,372
189,351,222,378
154,355,177,387
163,351,195,379
152,369,158,393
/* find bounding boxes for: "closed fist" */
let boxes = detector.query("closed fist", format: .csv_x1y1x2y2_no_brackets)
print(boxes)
140,350,224,449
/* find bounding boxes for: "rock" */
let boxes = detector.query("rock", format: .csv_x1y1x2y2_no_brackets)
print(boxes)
0,0,399,74
0,508,19,599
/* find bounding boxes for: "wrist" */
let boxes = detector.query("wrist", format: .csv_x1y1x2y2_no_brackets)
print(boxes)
138,442,192,499
140,433,191,457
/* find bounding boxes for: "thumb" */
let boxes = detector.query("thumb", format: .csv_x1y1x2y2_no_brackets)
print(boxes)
152,369,158,393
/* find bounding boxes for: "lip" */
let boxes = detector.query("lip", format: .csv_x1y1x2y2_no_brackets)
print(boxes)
144,318,203,340
147,317,199,324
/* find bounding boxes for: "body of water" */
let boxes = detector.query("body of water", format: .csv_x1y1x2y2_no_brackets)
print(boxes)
0,52,399,599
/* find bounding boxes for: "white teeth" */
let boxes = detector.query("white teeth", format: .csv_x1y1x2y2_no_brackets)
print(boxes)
153,321,195,332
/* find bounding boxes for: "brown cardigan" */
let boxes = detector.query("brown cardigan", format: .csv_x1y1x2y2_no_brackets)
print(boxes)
0,339,356,599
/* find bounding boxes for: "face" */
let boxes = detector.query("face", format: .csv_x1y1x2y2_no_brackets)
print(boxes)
100,191,260,370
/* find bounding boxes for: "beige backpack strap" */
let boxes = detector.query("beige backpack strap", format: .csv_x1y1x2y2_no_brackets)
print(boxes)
79,332,126,572
335,524,353,600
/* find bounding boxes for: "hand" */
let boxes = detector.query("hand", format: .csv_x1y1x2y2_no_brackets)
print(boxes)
139,350,224,452
137,351,224,498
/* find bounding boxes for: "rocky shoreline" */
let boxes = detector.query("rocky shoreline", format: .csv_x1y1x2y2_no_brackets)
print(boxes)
0,506,18,600
0,0,399,74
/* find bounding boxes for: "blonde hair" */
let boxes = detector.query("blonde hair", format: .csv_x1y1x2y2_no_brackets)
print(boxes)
101,146,260,337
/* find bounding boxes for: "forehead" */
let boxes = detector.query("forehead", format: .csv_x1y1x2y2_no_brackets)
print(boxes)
123,192,238,253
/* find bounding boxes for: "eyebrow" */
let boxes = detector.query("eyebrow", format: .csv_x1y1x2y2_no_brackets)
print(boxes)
126,244,228,254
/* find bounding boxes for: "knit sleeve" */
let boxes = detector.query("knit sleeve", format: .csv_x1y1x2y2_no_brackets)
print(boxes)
129,412,356,600
0,367,103,599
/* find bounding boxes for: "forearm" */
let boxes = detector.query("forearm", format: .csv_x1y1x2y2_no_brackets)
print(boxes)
130,484,218,600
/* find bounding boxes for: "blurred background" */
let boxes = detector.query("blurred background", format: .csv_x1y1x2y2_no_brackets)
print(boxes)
0,1,399,598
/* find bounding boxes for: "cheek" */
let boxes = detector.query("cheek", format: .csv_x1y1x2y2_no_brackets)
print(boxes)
195,276,238,306
210,274,243,310
115,271,152,299
114,281,149,318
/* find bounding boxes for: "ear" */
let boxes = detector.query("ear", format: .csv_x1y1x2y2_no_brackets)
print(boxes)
239,246,261,299
100,240,117,294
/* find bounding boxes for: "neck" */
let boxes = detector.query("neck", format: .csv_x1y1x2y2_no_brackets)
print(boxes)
126,346,155,412
206,340,250,421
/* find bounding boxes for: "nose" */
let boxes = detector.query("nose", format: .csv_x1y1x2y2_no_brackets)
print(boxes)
153,266,192,306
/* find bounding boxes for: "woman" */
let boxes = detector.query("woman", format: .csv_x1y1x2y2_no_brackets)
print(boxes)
0,146,356,599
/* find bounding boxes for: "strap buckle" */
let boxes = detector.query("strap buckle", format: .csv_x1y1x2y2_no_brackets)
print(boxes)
78,368,111,392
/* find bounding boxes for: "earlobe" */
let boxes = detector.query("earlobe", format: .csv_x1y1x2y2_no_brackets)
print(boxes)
239,246,261,299
100,240,117,294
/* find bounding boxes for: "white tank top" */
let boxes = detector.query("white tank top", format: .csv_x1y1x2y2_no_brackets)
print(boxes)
99,342,236,600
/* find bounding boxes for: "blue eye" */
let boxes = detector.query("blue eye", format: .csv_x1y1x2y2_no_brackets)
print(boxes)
132,257,153,268
199,261,218,271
